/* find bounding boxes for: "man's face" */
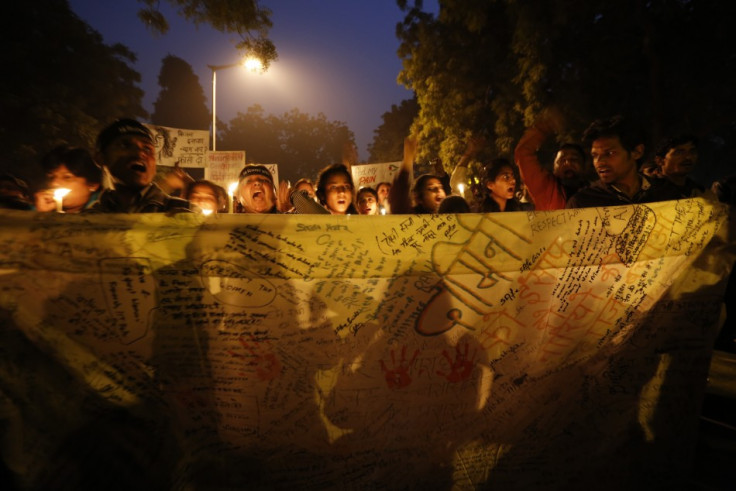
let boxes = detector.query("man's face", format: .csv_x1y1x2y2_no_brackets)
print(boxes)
590,136,641,185
553,148,583,180
238,175,275,213
659,141,697,179
102,135,156,189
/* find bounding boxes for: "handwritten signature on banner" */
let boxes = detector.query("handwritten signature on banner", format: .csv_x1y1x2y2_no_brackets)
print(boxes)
0,198,732,489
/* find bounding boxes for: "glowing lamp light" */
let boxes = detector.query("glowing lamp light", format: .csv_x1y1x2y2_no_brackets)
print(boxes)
53,188,70,213
227,181,239,213
243,56,263,73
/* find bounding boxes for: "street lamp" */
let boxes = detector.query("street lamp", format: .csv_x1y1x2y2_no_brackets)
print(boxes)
208,57,264,151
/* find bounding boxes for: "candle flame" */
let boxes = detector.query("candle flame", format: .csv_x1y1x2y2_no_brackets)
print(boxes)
53,188,71,200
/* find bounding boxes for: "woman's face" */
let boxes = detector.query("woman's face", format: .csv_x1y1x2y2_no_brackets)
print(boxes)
376,183,390,203
487,166,517,201
47,164,98,212
356,190,378,215
324,173,354,214
188,184,219,214
419,178,446,213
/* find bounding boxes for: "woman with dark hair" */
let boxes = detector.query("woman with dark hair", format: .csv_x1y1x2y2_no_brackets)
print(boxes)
480,158,526,212
35,146,103,213
185,180,228,215
411,174,447,213
316,164,357,215
356,187,379,215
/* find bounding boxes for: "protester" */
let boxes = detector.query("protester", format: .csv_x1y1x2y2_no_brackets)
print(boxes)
478,159,528,212
35,146,102,213
654,134,705,197
185,180,227,215
356,187,380,215
566,115,681,208
376,182,391,214
515,109,589,210
0,174,32,210
410,174,447,213
236,164,280,214
316,163,357,215
90,118,192,213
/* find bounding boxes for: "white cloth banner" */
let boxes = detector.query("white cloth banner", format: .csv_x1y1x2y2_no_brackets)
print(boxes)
0,198,733,489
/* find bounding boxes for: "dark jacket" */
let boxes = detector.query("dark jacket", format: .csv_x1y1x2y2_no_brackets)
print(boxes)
88,183,193,213
566,175,681,209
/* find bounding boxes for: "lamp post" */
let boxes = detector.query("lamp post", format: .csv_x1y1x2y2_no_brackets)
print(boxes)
208,57,264,151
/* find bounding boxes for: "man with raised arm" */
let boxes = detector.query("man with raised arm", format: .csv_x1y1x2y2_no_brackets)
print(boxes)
514,108,589,210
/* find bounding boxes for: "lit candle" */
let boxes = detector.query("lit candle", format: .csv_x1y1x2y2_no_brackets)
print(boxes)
380,207,387,215
201,208,214,217
457,183,465,196
227,182,238,213
53,188,70,213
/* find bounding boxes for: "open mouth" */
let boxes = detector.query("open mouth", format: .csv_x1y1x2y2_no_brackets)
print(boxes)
252,191,263,199
130,162,147,172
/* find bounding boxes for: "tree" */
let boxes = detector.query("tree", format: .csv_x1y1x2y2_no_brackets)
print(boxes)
136,0,277,67
368,97,419,162
396,0,736,183
220,106,355,183
151,55,211,130
0,1,146,183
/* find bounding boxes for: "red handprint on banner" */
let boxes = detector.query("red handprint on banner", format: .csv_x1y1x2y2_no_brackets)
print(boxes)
436,342,477,383
228,335,282,382
380,345,420,389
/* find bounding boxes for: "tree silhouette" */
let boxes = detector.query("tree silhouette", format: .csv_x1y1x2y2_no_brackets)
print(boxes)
220,106,355,183
1,1,146,183
368,97,419,162
397,0,736,183
136,0,277,67
151,55,211,130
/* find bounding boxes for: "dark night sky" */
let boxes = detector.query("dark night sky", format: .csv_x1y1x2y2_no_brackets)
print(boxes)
68,0,438,161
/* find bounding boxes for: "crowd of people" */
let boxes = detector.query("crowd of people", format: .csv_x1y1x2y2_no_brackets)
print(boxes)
0,114,734,350
1,114,734,217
